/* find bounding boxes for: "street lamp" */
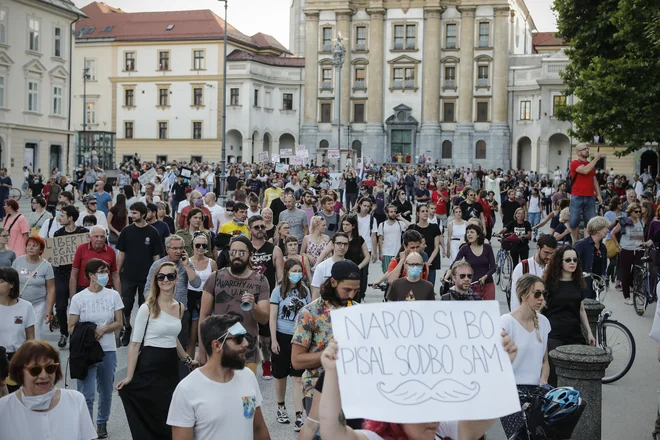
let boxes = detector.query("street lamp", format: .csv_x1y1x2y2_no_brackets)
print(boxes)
218,0,228,207
82,58,90,133
332,33,346,166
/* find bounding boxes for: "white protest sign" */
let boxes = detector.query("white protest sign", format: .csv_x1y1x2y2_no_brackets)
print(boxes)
138,168,157,186
258,152,269,163
271,154,280,163
296,145,306,154
297,150,309,158
331,301,520,424
275,163,289,173
291,156,304,165
280,148,293,158
329,172,342,190
328,149,340,159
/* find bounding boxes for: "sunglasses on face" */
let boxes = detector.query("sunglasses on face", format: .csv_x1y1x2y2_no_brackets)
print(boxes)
532,290,548,299
252,225,266,230
156,273,177,282
25,363,59,377
563,258,579,263
229,250,247,257
194,243,208,249
226,334,246,345
88,202,97,205
458,273,473,279
634,210,641,213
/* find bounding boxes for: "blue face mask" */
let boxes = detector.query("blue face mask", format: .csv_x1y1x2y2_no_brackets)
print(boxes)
288,272,303,284
96,273,109,287
407,266,422,278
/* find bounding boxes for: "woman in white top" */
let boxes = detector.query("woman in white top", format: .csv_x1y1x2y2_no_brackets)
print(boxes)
445,206,467,265
186,233,217,358
0,267,35,394
0,340,96,440
117,262,198,440
527,188,542,241
499,274,551,438
68,258,123,438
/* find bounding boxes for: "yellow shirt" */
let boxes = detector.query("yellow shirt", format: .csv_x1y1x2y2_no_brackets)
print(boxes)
219,220,249,238
264,187,283,208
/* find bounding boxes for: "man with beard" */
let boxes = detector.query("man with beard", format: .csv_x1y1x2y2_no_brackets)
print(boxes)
459,186,485,230
508,234,557,311
168,315,270,440
376,204,409,274
197,236,270,375
248,215,284,380
441,261,483,300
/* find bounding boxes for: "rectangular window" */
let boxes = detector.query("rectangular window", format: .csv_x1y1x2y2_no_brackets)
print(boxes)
265,90,272,108
394,25,404,50
85,59,96,81
444,66,456,88
354,103,365,123
125,52,136,71
355,67,366,88
322,28,332,51
158,122,168,139
520,100,531,120
53,27,62,58
125,121,134,139
28,18,40,52
193,122,202,139
477,65,489,87
158,51,170,70
27,81,38,112
479,22,490,48
230,88,239,106
322,68,332,89
405,68,415,88
539,99,542,120
193,50,205,70
0,8,6,44
476,101,489,122
446,24,457,49
0,76,5,108
254,89,259,107
321,103,332,122
159,88,169,106
52,86,62,115
282,93,293,110
443,102,455,122
552,95,566,115
405,25,416,49
393,68,403,89
355,26,367,50
124,89,134,107
86,102,95,124
193,87,203,106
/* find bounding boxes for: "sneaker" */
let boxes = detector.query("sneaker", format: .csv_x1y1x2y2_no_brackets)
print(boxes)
624,298,633,305
616,281,622,291
97,423,108,439
57,335,67,348
277,406,290,424
262,361,272,380
120,326,132,347
294,416,304,432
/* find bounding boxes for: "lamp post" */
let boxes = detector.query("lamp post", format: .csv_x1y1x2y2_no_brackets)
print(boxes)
218,0,229,207
332,33,346,168
81,58,91,168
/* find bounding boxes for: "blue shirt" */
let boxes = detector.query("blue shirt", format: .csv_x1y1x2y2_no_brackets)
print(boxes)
270,285,311,335
0,176,11,199
94,191,112,216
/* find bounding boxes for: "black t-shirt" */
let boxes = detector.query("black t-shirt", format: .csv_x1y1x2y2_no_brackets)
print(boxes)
505,220,532,245
393,199,413,221
554,223,572,244
459,200,483,221
404,175,416,188
315,372,364,430
409,223,442,269
251,242,276,292
270,197,286,225
247,178,261,195
227,175,238,191
345,177,359,193
543,280,586,343
501,200,521,225
414,188,430,202
550,213,561,230
171,181,188,202
346,236,365,265
116,223,163,281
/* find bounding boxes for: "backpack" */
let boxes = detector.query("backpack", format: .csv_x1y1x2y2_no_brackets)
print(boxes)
522,259,530,274
565,163,578,194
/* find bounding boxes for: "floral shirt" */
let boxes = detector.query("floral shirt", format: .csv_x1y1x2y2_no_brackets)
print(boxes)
291,298,337,398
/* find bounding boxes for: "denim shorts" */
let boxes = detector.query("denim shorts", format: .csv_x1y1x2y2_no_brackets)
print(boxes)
569,196,597,229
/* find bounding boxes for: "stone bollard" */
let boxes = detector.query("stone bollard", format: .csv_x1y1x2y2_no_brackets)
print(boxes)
549,345,612,440
582,299,604,340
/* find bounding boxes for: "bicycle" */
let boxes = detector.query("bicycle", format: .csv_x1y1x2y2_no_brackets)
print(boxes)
8,187,21,201
589,273,637,384
632,246,657,316
495,236,515,310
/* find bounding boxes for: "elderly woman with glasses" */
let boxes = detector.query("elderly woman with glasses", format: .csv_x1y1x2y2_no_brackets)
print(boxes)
3,199,29,256
0,340,96,440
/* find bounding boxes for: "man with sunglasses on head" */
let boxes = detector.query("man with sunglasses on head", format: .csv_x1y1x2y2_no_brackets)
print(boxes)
441,261,483,301
168,315,270,440
509,234,558,311
75,195,107,228
197,236,270,375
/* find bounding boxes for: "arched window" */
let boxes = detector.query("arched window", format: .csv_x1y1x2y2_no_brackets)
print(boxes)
475,140,487,159
320,140,329,149
441,140,452,159
352,140,362,157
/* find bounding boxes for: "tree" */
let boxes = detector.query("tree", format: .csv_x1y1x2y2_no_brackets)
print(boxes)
553,0,660,156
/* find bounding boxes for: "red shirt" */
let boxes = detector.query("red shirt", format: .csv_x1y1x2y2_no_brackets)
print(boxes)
72,242,119,288
387,258,429,280
177,205,212,230
570,159,596,197
362,179,377,188
432,189,449,215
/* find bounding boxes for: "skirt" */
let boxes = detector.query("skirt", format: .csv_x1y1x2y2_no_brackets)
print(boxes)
119,346,179,440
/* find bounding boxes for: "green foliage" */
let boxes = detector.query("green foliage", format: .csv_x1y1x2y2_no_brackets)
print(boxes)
553,0,660,156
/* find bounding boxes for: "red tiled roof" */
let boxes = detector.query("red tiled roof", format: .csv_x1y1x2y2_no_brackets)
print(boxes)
227,49,305,67
532,32,566,50
76,2,289,53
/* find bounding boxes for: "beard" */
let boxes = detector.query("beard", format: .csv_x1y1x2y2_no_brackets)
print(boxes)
230,259,249,274
221,346,246,370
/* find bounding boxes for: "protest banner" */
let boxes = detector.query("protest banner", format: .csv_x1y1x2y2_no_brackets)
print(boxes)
296,145,306,153
271,154,280,163
275,163,289,173
280,148,293,158
329,172,342,190
42,233,89,267
296,149,309,158
258,152,269,163
331,301,520,424
290,156,304,165
138,168,157,186
328,149,340,159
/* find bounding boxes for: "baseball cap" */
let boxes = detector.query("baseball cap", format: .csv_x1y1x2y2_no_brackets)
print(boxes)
331,260,361,281
642,190,653,199
83,194,97,204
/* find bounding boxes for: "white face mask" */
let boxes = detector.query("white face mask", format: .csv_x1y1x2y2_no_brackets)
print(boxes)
21,387,56,411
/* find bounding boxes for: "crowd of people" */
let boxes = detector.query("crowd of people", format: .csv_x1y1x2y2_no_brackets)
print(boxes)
0,144,659,440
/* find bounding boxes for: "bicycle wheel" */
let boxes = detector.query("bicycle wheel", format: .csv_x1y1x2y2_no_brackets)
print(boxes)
502,254,513,294
9,188,21,201
601,320,636,384
631,267,647,316
499,254,510,291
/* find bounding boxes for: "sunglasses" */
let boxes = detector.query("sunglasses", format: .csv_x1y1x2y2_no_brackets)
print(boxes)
532,290,548,299
252,225,266,230
24,363,59,377
563,258,579,263
634,210,641,213
88,202,97,205
458,273,473,279
156,273,177,282
194,243,209,249
224,334,245,345
334,241,349,247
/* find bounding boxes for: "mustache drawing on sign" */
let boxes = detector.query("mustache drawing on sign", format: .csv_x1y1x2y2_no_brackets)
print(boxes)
377,379,481,405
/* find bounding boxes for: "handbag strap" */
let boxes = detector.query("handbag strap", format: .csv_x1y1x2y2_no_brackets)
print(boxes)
19,259,46,298
139,306,151,351
4,214,21,234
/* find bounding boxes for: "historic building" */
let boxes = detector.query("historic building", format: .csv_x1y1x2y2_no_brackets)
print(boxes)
294,0,537,168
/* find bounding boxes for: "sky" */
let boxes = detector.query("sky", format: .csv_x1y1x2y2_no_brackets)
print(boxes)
73,0,558,50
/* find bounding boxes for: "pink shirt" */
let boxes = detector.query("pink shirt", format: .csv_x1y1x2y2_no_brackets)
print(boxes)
3,214,29,256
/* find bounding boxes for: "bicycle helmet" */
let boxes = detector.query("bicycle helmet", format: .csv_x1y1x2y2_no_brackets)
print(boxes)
542,387,582,424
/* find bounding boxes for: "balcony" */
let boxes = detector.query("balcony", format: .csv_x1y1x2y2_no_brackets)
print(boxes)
444,79,455,89
321,81,333,90
354,80,365,89
477,78,489,88
404,80,414,88
393,80,403,89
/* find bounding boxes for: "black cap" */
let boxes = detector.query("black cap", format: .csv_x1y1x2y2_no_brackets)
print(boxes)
83,194,97,204
331,260,361,281
229,235,254,252
643,190,653,199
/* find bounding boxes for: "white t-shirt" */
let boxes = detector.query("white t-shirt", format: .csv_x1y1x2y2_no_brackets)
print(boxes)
510,257,545,311
167,368,262,439
39,217,62,239
69,287,124,352
311,257,340,288
377,220,406,256
178,200,190,213
131,303,182,349
75,210,107,228
541,187,554,198
0,389,96,440
357,215,378,253
0,298,36,352
358,420,458,440
139,195,162,204
206,204,225,232
500,313,551,385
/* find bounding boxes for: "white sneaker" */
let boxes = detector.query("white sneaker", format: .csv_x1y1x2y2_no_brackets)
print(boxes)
624,298,633,305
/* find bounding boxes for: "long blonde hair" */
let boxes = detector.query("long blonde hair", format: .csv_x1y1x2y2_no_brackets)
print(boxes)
515,274,544,343
146,261,178,318
309,215,325,236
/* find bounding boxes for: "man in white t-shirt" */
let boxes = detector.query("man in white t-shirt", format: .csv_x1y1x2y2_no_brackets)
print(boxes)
376,204,409,274
204,192,225,232
509,234,557,311
168,316,269,440
310,232,349,300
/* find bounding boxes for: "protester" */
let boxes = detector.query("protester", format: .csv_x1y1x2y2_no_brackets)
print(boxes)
3,199,29,256
446,205,467,265
574,216,609,299
376,204,409,274
509,234,557,311
27,197,52,233
409,203,444,286
454,224,496,300
497,207,532,266
75,195,107,228
301,215,330,267
569,143,603,242
0,227,16,266
69,226,120,298
386,252,435,301
107,193,128,246
185,234,217,358
441,261,483,301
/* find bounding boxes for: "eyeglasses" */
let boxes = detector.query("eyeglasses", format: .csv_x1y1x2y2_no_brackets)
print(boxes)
229,249,248,257
88,202,97,205
532,290,548,299
563,258,579,263
252,225,266,230
634,210,641,214
24,363,59,377
156,273,177,282
334,241,349,247
406,263,423,268
458,273,473,279
194,243,209,249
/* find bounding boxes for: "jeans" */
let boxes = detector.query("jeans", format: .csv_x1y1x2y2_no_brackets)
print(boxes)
77,350,117,424
346,193,358,211
569,196,597,230
54,272,70,336
121,279,146,326
528,212,541,237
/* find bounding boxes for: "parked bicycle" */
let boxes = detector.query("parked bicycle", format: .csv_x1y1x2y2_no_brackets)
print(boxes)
8,187,22,201
589,273,636,384
632,246,657,316
494,235,515,310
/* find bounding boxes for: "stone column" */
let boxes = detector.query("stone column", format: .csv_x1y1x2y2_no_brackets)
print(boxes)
539,139,549,174
241,138,253,163
457,7,476,123
303,11,320,125
365,8,386,162
493,7,510,123
419,7,444,156
336,11,352,124
549,345,612,440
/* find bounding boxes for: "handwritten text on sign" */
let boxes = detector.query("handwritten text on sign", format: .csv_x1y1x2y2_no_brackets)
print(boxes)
42,233,89,267
331,301,520,424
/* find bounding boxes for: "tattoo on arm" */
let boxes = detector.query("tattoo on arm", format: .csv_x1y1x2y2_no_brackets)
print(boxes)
338,410,347,427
